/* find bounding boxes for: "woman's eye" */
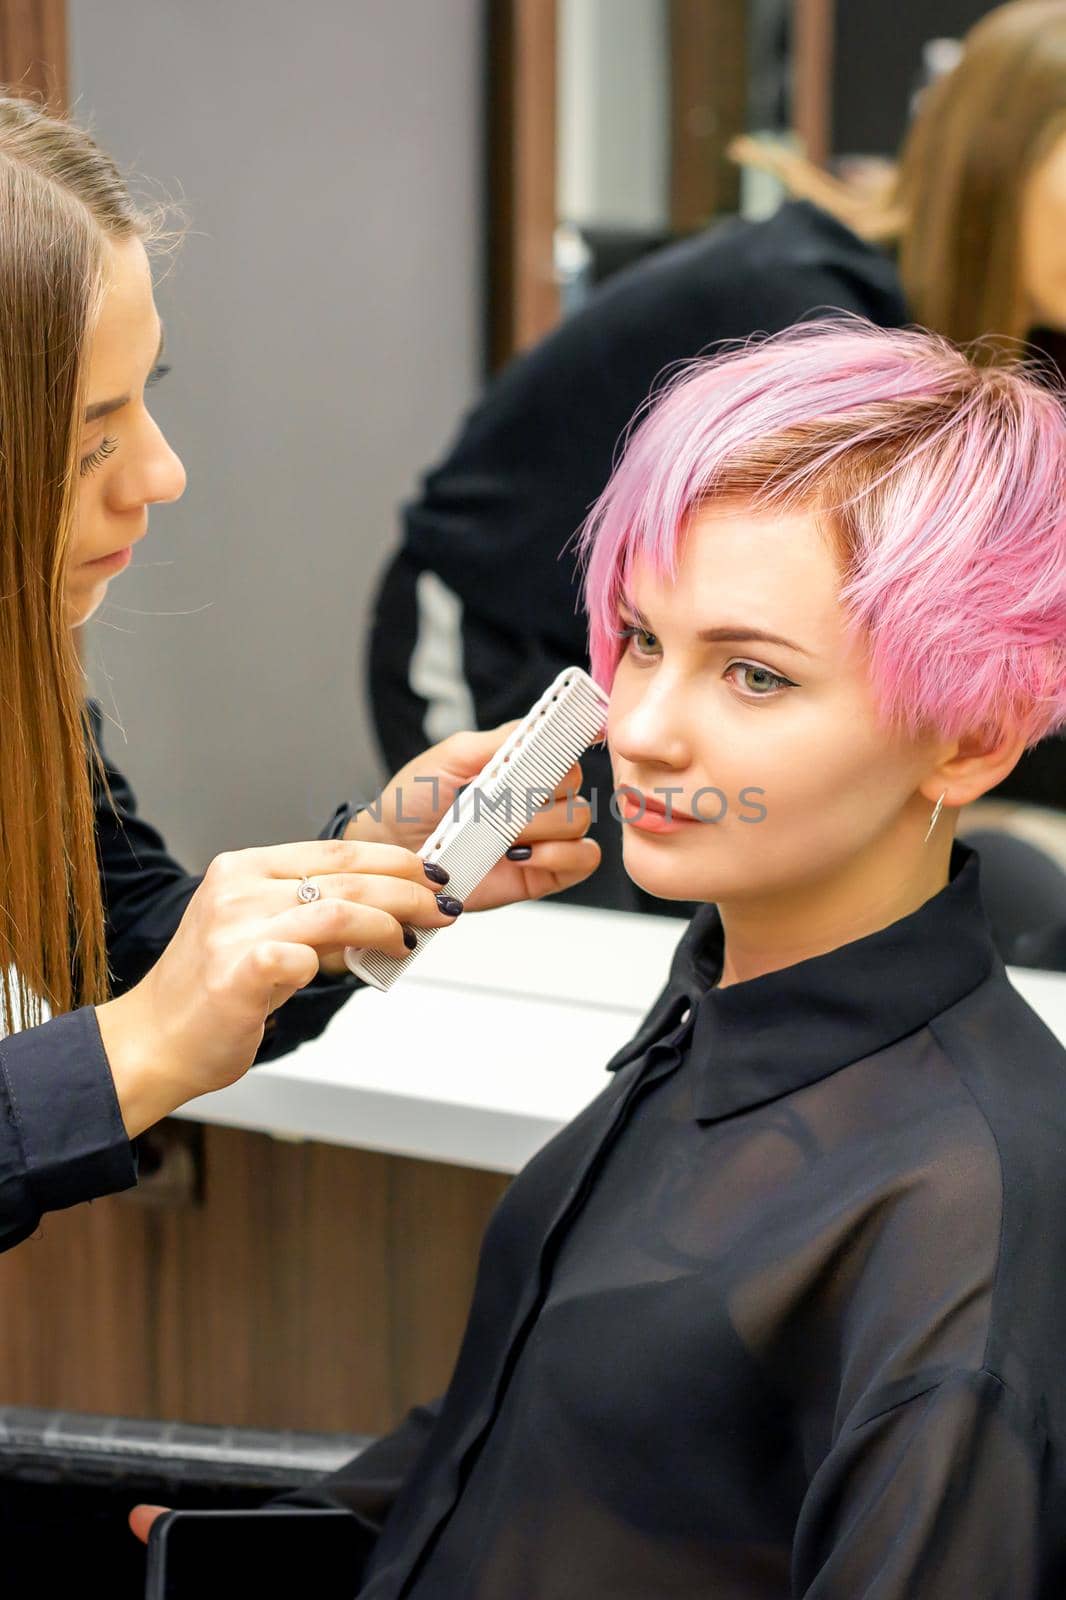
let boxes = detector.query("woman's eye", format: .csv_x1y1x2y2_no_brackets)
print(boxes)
145,362,171,389
79,435,118,477
614,624,796,698
616,624,660,658
725,662,795,699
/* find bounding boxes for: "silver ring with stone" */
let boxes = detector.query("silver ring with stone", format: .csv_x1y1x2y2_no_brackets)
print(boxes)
296,876,322,904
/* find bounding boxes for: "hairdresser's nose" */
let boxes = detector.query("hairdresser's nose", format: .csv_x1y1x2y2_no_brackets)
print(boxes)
112,414,187,512
610,670,691,772
140,422,186,507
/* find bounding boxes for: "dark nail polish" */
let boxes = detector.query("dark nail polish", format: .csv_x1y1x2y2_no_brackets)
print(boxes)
506,845,533,861
423,861,450,886
435,893,464,918
402,925,418,951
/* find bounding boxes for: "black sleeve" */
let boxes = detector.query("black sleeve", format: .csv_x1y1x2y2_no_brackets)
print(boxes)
793,1368,1045,1597
0,1005,137,1253
365,212,894,916
790,1097,1053,1596
89,701,364,1062
89,701,204,995
265,1398,444,1583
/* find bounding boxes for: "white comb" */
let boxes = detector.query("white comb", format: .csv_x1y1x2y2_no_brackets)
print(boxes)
344,665,609,991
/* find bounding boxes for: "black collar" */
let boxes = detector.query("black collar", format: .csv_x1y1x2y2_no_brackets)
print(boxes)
607,838,1000,1123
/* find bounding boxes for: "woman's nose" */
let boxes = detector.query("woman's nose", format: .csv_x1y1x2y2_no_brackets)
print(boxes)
611,676,690,770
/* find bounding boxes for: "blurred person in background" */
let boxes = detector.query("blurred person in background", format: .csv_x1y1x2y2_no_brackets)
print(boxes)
369,0,1066,964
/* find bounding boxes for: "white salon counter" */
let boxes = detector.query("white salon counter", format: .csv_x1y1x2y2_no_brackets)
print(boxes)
172,901,1066,1176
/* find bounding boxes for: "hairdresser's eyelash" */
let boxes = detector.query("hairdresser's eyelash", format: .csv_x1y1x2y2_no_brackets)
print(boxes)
79,435,118,477
78,365,169,478
615,622,796,700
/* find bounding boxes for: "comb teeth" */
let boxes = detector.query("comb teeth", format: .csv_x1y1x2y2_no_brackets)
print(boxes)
345,667,608,990
432,818,517,900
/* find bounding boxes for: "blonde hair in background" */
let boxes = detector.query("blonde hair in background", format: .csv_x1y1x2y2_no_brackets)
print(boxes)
0,92,179,1034
730,0,1066,355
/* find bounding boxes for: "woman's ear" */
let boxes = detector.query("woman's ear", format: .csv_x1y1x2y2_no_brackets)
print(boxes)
926,725,1030,809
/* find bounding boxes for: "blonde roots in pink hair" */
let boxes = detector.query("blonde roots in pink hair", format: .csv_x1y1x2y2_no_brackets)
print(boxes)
579,316,1066,751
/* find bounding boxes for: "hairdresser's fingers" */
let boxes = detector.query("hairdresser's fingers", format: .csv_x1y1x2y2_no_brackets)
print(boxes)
428,721,521,785
348,724,522,851
465,836,601,912
382,722,524,814
552,761,584,799
510,793,594,846
514,761,584,811
384,727,578,817
248,941,325,1017
265,900,431,962
128,1505,170,1546
357,736,598,855
222,839,430,886
265,874,457,929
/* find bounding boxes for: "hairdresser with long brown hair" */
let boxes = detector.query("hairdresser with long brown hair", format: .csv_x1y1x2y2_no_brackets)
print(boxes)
0,97,599,1254
370,0,1066,948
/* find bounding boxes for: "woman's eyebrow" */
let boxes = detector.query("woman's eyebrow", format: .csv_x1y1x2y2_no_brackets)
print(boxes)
620,600,813,659
84,324,167,423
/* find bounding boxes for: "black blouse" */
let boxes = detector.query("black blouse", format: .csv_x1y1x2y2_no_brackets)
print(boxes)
0,700,361,1254
286,837,1066,1598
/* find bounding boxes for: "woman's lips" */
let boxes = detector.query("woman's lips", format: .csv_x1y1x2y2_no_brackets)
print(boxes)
617,790,700,835
83,545,132,573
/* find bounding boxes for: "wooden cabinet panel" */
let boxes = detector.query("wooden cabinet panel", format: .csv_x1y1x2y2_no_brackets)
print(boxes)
0,1124,510,1437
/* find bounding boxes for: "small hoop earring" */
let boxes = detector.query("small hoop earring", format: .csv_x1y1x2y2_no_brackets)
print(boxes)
923,790,946,845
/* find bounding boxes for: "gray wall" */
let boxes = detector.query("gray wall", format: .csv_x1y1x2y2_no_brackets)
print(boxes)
72,0,483,867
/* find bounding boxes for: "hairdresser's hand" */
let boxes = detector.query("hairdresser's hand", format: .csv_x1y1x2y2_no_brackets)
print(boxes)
345,723,601,914
95,839,463,1138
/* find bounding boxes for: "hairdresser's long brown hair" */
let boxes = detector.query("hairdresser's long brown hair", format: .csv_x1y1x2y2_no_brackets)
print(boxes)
0,93,171,1033
730,0,1066,353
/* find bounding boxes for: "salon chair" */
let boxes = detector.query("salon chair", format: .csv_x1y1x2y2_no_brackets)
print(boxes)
958,826,1066,973
1013,923,1066,970
0,1405,370,1598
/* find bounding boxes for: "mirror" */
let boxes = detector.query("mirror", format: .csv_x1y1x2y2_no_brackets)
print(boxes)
556,0,791,265
552,0,952,311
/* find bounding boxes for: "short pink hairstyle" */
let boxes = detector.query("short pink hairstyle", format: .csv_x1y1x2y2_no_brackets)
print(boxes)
579,317,1066,750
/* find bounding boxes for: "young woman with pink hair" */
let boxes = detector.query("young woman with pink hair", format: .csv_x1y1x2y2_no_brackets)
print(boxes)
142,320,1066,1597
369,0,1066,945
